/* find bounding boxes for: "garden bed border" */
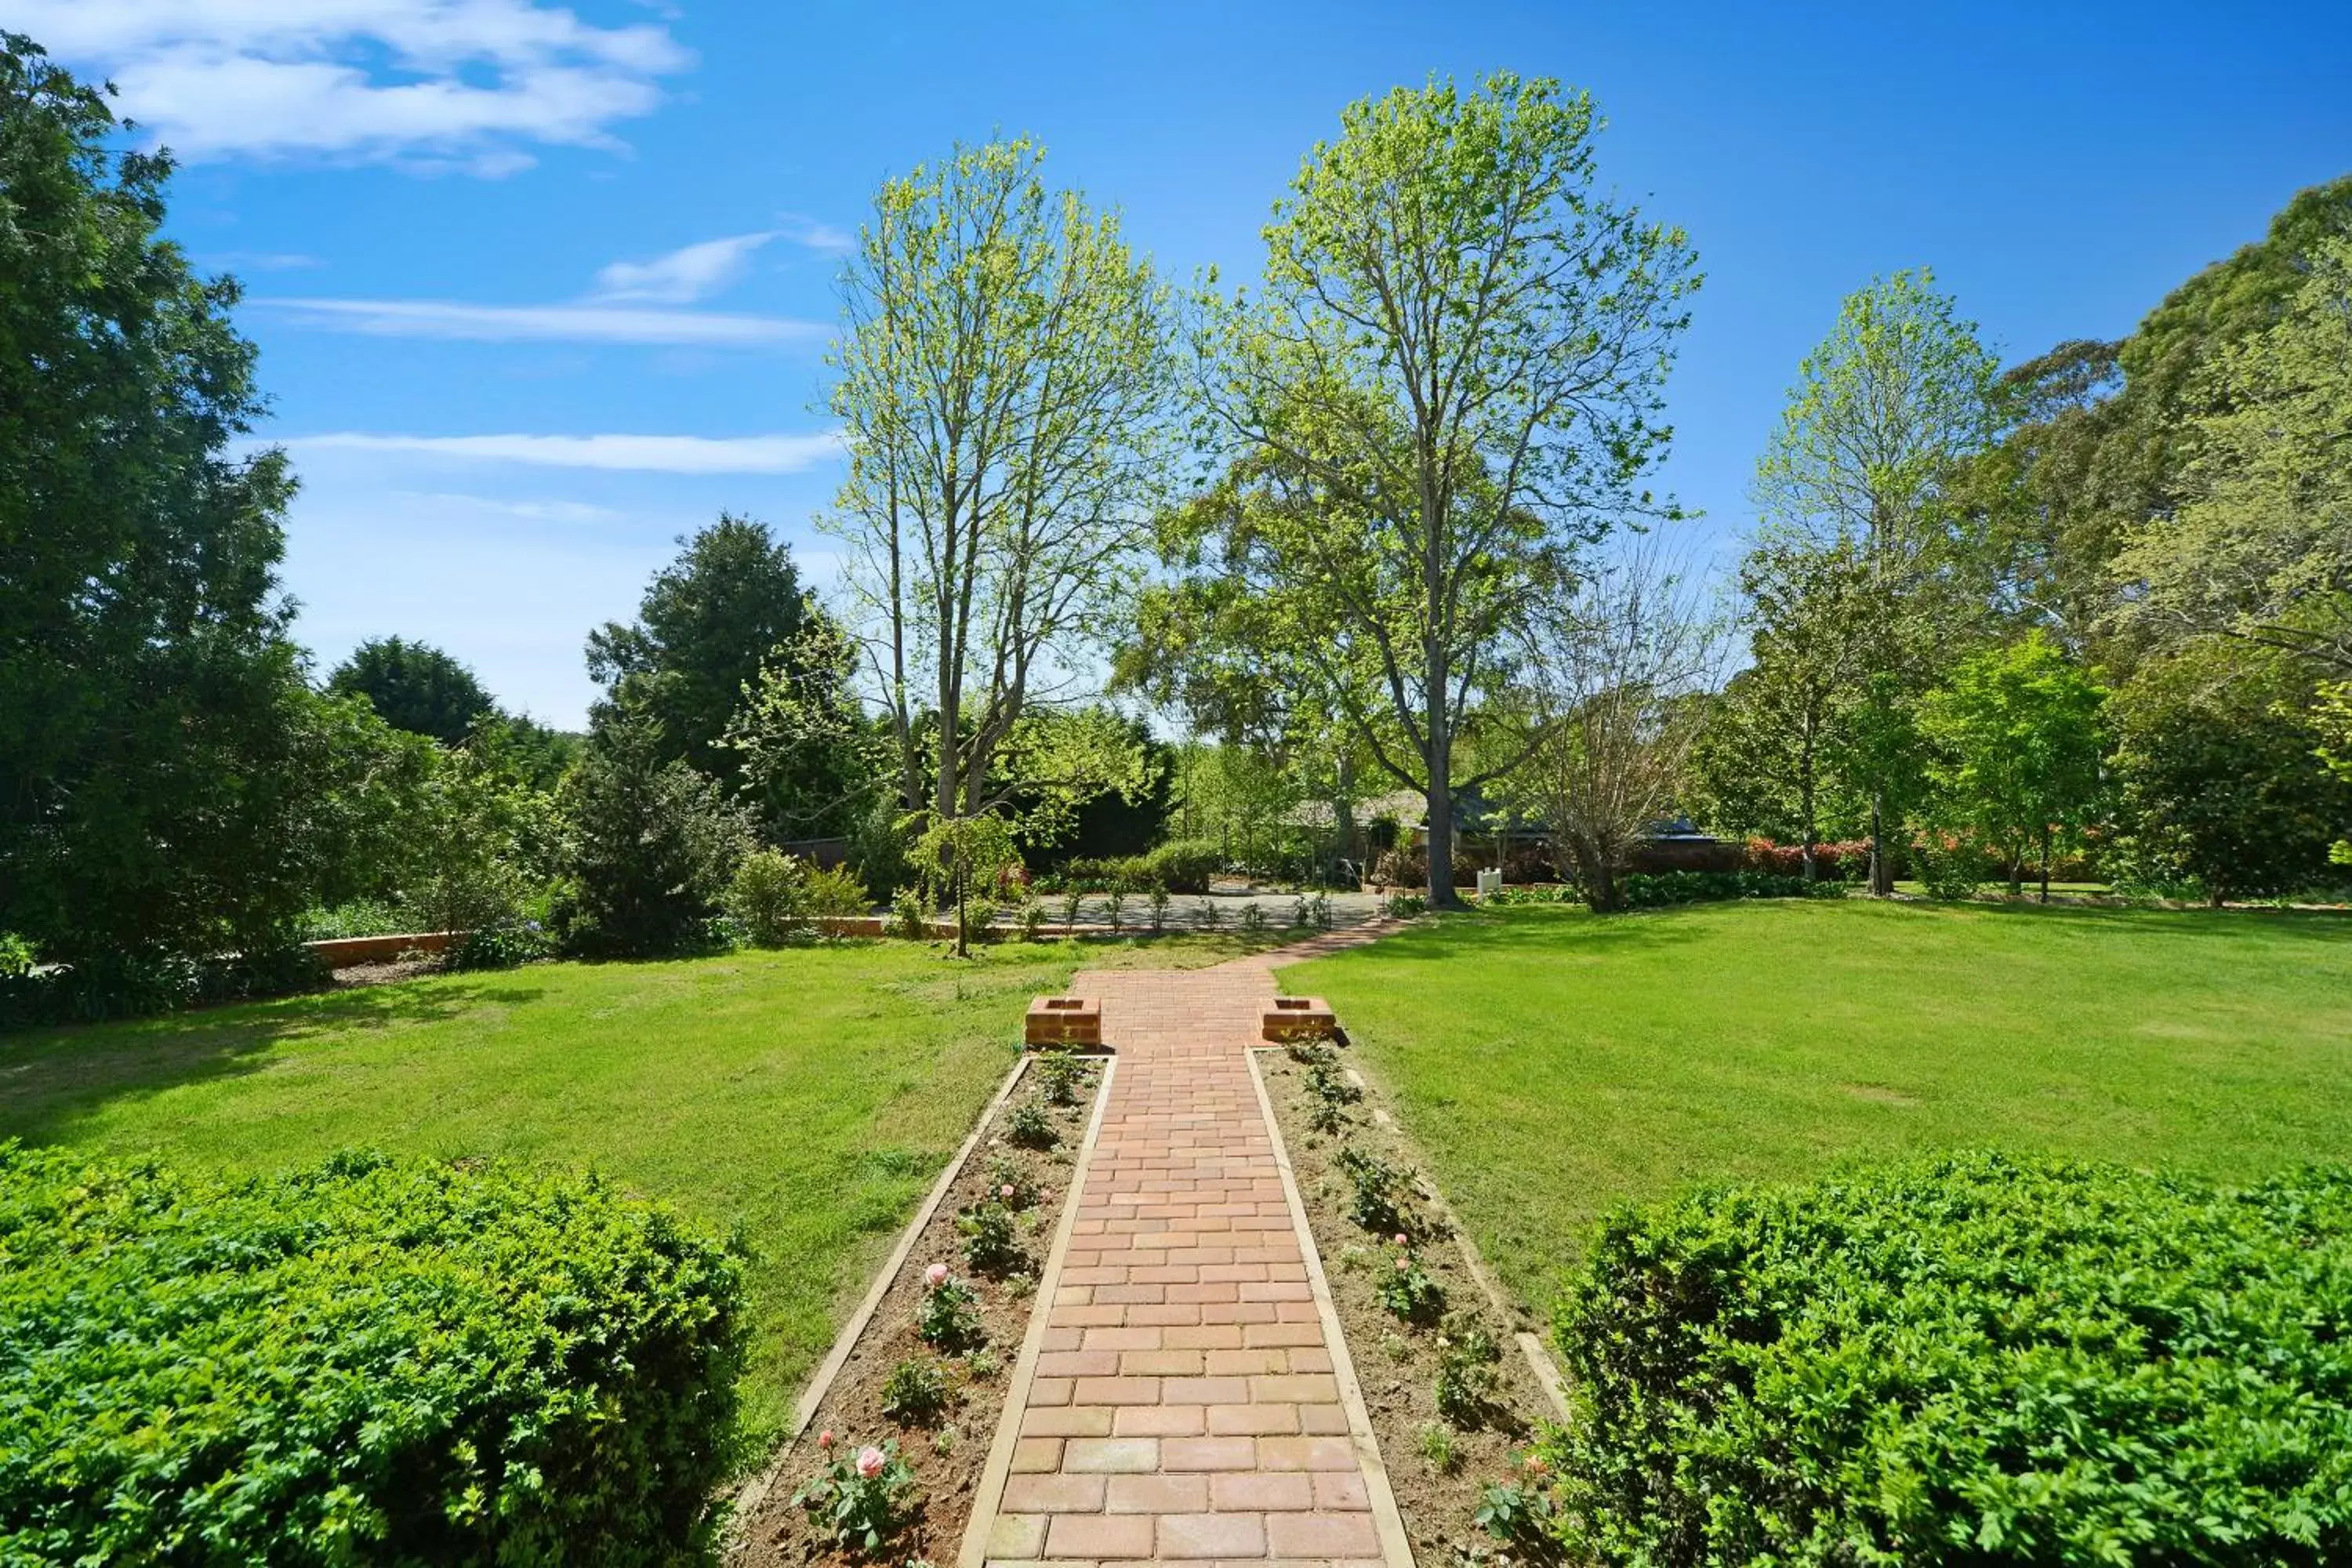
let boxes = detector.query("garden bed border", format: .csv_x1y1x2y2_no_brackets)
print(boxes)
954,1053,1120,1568
1242,1046,1421,1568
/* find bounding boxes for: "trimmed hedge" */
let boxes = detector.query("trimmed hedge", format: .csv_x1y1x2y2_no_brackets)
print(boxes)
1543,1152,2352,1566
1617,870,1848,906
0,1145,746,1564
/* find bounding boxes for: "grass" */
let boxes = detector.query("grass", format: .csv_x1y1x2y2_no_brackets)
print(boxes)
0,931,1276,1453
1279,898,2352,1314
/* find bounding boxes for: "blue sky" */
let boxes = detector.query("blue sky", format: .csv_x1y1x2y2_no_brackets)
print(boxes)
26,0,2351,725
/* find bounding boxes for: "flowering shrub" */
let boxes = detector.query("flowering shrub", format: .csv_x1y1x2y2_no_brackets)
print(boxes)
1741,837,1871,880
793,1436,915,1553
1434,1312,1501,1424
984,1153,1040,1210
1377,1239,1446,1324
1544,1152,2352,1564
1615,870,1849,908
914,1265,982,1352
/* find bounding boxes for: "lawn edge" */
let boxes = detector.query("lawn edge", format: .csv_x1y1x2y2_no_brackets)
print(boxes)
730,1049,1037,1530
954,1052,1119,1568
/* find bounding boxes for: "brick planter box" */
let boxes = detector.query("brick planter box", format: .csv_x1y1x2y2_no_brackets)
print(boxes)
1024,995,1102,1049
1261,995,1340,1044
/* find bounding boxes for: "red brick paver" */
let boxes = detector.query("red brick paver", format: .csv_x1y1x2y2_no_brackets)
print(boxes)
971,925,1406,1568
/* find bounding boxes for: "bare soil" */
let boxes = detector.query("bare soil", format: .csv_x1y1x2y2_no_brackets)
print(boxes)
1257,1047,1562,1566
731,1054,1103,1568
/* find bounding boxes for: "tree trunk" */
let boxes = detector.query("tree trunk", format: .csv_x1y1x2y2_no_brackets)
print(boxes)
2007,852,2024,898
1869,794,1892,895
1424,661,1461,910
953,861,969,959
2038,829,2052,905
1798,720,1819,882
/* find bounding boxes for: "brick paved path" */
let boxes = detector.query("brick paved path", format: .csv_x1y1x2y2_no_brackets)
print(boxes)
969,925,1407,1568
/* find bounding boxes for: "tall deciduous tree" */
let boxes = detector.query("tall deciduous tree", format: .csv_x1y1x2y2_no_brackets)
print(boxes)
823,137,1171,833
1196,73,1698,908
1753,269,2000,891
1918,632,2108,900
2113,233,2352,677
1501,546,1726,910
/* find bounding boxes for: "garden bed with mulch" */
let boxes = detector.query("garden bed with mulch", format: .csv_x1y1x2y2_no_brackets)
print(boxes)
731,1050,1105,1568
1257,1043,1565,1566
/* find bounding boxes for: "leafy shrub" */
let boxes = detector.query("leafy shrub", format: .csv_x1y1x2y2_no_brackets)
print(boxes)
1059,889,1085,933
0,1144,746,1563
1194,896,1222,930
2,945,334,1029
956,1200,1025,1276
1305,1060,1360,1106
295,899,410,941
0,933,31,980
1475,1472,1559,1548
1020,899,1047,942
1004,1101,1057,1151
793,1436,914,1554
914,1267,983,1352
1306,1097,1348,1135
446,916,554,971
1103,887,1128,931
804,862,872,918
880,1358,950,1425
1147,884,1171,931
1377,1245,1446,1323
1911,831,1987,902
1415,1421,1461,1475
1337,1146,1410,1235
1240,902,1268,934
1372,844,1482,888
1543,1152,2352,1566
1614,870,1849,908
891,885,929,939
726,848,811,946
1435,1311,1502,1425
1382,891,1428,917
1036,1048,1085,1107
1141,838,1223,893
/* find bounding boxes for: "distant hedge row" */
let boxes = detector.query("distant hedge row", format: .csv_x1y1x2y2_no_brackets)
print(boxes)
0,1145,746,1564
1544,1152,2352,1565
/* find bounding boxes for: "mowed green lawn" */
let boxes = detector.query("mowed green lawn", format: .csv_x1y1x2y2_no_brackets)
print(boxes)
0,935,1261,1451
1280,899,2352,1313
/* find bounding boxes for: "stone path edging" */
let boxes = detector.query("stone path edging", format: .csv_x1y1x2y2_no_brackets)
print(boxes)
959,1055,1123,1568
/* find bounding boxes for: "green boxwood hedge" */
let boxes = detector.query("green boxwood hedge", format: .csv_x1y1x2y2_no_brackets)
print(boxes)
0,1144,746,1564
1544,1152,2352,1565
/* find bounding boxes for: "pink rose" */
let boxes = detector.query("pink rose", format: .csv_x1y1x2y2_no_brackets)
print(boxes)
1393,1232,1408,1247
818,1429,835,1450
1395,1256,1411,1272
1000,1184,1016,1200
925,1262,949,1289
855,1446,886,1479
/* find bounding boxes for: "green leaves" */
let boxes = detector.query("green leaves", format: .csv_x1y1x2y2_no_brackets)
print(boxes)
0,1143,746,1563
1544,1152,2352,1565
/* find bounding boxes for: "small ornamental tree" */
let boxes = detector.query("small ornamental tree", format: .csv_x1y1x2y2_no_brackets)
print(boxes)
1918,632,2108,899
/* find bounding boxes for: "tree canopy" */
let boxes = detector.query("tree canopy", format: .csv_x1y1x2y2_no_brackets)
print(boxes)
328,637,499,745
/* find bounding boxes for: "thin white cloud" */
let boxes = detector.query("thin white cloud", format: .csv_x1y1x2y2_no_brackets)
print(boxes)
390,490,626,523
779,214,856,256
591,231,775,304
13,0,690,171
289,430,848,474
254,296,824,346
